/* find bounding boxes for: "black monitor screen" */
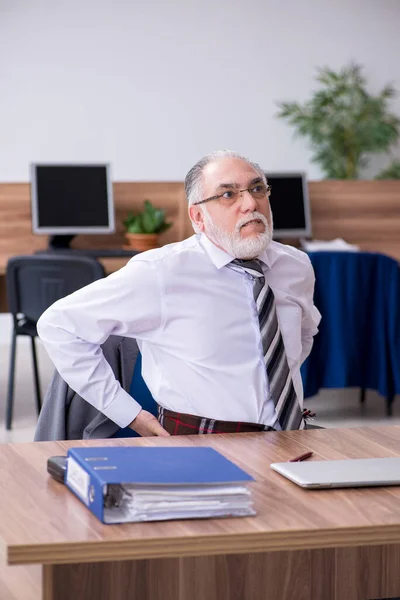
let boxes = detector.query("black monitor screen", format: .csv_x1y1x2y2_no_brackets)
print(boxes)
31,164,113,231
265,173,311,238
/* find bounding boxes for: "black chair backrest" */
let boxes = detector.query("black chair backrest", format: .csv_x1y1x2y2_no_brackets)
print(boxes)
6,254,105,322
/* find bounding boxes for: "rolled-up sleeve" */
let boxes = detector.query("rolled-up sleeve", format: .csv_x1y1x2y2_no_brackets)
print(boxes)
37,258,163,427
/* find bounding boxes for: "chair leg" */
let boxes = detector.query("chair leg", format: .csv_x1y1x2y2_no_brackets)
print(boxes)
31,337,42,415
6,330,18,430
359,388,366,404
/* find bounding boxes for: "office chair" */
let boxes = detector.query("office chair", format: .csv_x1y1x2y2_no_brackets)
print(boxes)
5,254,105,430
34,335,151,441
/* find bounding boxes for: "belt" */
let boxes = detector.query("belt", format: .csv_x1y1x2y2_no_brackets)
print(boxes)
157,406,275,436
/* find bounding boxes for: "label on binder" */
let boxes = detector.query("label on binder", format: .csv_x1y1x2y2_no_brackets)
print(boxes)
66,456,90,505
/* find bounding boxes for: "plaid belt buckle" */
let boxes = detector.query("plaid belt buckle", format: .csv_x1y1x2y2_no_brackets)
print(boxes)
302,408,316,423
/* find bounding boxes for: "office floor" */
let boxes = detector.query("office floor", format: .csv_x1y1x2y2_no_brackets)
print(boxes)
0,314,399,443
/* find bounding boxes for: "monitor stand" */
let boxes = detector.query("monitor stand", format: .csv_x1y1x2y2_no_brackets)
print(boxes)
48,235,76,250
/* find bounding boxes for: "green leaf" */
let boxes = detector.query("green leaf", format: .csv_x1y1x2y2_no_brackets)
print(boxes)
143,199,156,216
158,221,172,233
127,216,142,234
123,211,136,228
142,211,156,233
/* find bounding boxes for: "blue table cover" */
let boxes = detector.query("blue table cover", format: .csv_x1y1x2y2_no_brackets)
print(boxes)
301,251,400,400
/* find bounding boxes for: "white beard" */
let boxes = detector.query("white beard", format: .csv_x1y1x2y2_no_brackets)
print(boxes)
202,208,273,259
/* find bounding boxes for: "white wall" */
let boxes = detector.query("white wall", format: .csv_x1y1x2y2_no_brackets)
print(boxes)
1,0,399,182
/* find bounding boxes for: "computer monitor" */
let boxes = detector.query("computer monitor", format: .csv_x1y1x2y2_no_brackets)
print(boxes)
264,172,312,239
30,163,115,250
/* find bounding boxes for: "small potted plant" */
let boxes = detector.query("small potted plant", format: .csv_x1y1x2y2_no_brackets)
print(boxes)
123,199,172,251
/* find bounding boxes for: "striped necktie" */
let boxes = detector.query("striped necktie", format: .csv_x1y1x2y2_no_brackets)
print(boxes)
229,258,303,430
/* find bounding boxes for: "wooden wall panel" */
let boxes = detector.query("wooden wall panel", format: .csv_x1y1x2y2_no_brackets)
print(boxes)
0,180,399,278
309,181,400,260
0,182,188,275
0,183,48,260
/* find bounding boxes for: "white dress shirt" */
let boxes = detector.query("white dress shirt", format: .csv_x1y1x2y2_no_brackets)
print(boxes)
37,234,321,429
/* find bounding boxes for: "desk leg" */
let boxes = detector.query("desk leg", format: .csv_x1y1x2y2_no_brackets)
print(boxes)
42,545,400,600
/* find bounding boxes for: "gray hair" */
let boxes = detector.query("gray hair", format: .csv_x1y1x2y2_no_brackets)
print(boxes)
185,150,267,207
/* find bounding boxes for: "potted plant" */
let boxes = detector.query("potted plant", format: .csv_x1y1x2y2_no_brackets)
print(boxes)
277,63,400,180
123,199,172,252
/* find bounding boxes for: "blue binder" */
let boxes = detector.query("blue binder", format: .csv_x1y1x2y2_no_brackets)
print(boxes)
65,446,254,523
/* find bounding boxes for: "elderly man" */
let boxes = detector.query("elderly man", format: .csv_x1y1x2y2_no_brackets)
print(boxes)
37,150,320,437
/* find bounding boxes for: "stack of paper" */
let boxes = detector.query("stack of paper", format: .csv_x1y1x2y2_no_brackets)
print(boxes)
300,237,360,252
104,482,254,523
66,446,256,524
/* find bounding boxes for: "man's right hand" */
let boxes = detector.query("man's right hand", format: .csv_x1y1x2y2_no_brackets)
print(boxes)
129,410,170,437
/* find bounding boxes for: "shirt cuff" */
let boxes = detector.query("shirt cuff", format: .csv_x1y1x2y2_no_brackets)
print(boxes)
101,388,142,429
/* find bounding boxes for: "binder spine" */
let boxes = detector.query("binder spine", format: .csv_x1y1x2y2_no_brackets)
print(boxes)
66,451,105,522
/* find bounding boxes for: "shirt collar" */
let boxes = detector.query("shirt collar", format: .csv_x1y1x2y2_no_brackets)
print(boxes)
258,246,273,269
200,233,273,270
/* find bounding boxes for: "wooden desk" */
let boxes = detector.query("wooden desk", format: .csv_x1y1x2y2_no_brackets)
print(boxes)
2,427,400,600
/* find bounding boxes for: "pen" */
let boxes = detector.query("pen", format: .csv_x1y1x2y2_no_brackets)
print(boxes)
289,451,313,462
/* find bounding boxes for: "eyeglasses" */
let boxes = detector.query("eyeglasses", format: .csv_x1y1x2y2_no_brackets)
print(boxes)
194,183,271,207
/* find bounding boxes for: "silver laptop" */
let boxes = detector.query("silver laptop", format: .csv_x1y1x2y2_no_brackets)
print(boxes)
270,457,400,489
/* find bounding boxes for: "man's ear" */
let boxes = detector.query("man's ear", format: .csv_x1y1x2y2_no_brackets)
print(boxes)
188,205,205,232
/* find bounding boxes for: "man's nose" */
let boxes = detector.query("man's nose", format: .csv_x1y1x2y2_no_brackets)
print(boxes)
239,190,258,212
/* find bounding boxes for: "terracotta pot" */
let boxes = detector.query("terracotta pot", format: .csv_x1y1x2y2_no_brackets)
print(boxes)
124,233,159,252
